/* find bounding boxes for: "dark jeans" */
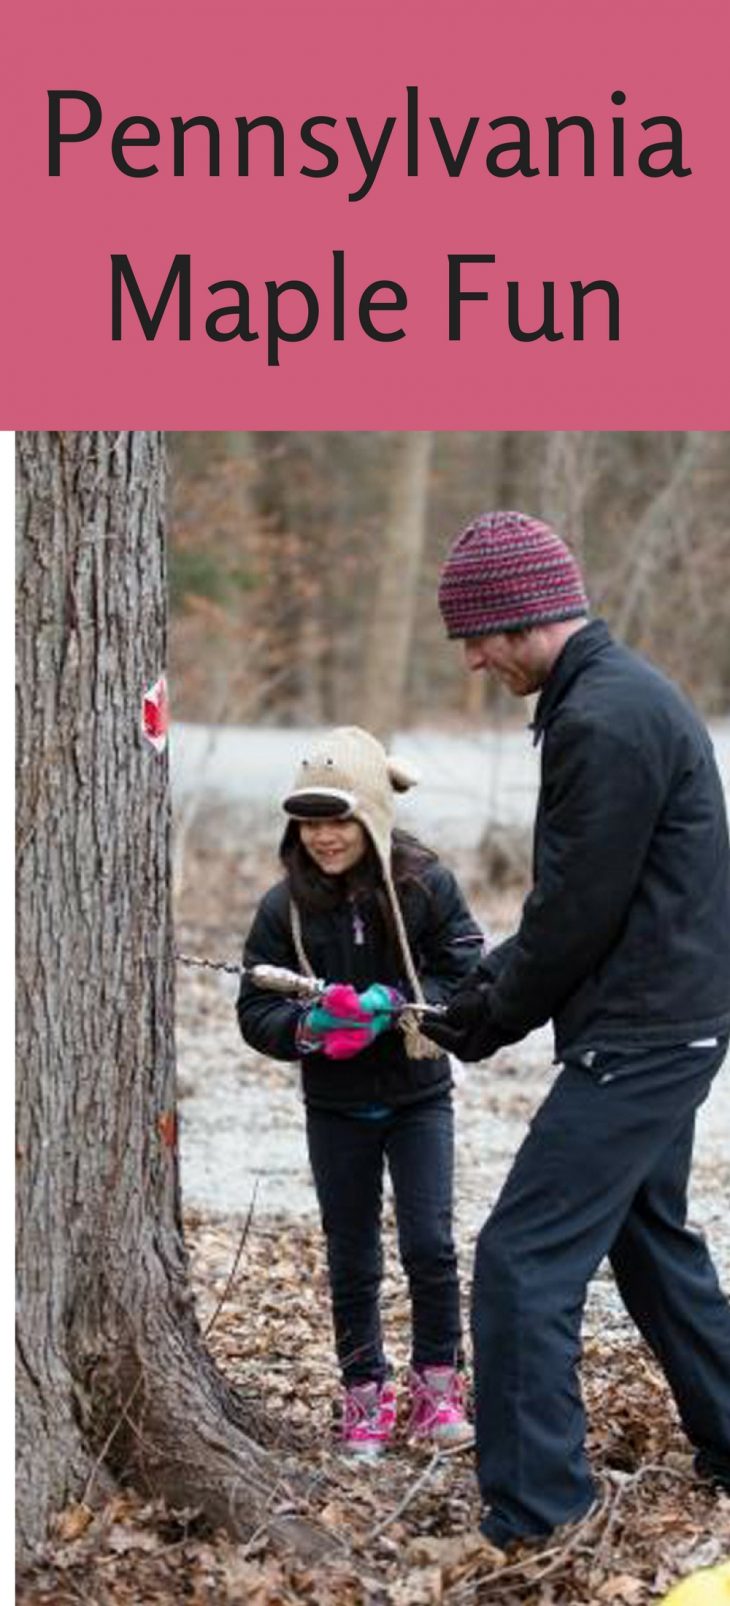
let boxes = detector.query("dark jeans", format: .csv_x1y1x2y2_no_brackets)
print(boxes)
306,1093,463,1385
472,1039,730,1549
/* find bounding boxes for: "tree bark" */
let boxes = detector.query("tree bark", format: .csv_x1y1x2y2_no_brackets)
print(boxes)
15,432,322,1564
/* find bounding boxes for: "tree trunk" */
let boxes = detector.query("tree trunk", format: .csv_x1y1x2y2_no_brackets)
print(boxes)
360,431,433,744
539,431,599,560
15,432,322,1564
614,431,709,640
246,432,326,724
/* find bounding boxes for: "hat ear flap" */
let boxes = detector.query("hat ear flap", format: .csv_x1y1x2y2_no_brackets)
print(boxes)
386,756,420,793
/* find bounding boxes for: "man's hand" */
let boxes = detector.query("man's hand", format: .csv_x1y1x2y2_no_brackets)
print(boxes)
421,980,507,1061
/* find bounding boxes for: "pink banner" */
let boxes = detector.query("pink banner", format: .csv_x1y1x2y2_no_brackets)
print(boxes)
2,0,727,427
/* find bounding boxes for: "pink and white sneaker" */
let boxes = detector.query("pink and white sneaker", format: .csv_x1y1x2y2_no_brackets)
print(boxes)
341,1379,397,1458
407,1366,474,1449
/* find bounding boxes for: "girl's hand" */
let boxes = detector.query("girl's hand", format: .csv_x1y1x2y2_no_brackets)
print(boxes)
296,982,404,1059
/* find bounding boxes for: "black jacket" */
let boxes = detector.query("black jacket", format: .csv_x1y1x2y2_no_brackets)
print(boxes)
236,860,482,1110
483,620,730,1055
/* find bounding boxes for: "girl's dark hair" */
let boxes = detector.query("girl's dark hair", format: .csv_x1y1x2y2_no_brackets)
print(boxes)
280,822,437,962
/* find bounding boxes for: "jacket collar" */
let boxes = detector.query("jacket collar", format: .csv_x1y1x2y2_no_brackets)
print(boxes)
531,618,613,744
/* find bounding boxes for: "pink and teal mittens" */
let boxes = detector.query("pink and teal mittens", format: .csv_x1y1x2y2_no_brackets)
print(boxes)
296,982,405,1060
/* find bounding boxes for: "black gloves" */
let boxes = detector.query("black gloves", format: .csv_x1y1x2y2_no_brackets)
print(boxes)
422,980,509,1062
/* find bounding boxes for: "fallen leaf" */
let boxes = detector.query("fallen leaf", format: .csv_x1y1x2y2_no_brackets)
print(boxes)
55,1502,93,1541
388,1566,443,1605
407,1532,499,1573
597,1574,646,1603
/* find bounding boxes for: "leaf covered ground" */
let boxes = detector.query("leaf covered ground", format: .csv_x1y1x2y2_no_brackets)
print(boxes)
18,1212,730,1605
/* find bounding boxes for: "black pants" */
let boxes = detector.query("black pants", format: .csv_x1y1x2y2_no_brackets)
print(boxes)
306,1093,463,1385
472,1039,730,1548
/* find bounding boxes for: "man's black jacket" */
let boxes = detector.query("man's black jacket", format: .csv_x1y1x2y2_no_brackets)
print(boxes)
237,860,482,1110
482,619,730,1055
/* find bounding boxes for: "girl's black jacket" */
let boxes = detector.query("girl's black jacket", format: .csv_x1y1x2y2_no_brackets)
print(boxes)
236,861,482,1111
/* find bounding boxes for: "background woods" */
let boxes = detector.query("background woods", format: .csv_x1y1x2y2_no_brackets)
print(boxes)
168,430,730,740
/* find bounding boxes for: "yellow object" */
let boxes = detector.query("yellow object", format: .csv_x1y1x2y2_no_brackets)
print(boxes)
662,1563,730,1605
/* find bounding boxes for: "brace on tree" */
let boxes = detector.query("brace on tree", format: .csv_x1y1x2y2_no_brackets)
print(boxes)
176,952,447,1019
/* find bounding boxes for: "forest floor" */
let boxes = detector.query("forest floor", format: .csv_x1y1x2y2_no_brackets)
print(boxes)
18,802,730,1606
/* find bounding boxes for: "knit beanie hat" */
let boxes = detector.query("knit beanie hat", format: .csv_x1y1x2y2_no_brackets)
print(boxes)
283,727,437,1058
438,510,588,638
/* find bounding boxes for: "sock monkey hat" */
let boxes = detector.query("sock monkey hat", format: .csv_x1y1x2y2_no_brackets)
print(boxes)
283,725,419,867
282,727,434,1049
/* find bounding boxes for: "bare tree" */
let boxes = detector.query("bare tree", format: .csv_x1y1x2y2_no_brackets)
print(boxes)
614,432,716,640
15,432,321,1563
360,432,433,743
540,432,600,560
244,432,328,724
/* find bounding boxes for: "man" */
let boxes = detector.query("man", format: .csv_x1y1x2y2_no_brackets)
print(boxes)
428,509,730,1552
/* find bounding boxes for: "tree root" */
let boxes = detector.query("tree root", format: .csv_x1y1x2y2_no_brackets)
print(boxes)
84,1306,338,1563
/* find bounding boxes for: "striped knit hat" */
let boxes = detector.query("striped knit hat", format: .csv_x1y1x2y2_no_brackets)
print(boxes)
438,511,588,638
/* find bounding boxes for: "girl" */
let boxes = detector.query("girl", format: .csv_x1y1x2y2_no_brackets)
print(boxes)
236,726,483,1457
